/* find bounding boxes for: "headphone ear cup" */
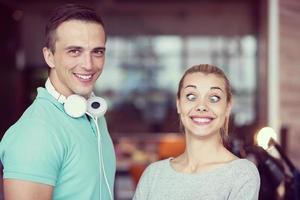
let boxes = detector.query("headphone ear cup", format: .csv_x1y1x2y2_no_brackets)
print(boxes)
87,96,107,118
64,94,87,118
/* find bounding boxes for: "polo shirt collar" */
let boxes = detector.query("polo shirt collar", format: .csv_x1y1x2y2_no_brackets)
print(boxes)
36,87,65,113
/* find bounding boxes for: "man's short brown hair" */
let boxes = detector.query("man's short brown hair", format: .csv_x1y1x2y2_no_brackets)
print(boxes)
45,4,105,53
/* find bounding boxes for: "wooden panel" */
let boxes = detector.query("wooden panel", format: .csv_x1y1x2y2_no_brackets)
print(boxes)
279,0,300,168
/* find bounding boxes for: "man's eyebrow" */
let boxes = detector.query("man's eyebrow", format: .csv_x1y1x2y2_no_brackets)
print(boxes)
65,46,82,50
93,47,106,51
64,46,106,52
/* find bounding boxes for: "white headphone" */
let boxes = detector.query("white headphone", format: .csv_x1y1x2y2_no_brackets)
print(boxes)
45,79,113,200
45,78,107,118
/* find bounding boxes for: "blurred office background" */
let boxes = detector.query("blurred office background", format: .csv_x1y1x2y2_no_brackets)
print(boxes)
0,0,300,199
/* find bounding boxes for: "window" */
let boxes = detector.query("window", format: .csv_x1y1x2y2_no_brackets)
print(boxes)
95,35,257,133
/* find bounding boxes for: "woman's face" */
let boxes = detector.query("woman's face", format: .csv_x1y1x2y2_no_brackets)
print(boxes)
177,72,231,139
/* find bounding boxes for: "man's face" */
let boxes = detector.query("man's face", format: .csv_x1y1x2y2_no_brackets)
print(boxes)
44,20,106,98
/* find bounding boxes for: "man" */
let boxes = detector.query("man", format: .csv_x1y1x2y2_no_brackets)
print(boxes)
0,4,115,200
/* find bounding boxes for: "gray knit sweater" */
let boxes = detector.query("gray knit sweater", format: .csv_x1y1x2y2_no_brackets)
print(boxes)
133,158,260,200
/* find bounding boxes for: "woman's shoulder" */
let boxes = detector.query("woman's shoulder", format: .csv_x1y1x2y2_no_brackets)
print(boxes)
229,158,260,182
143,158,172,174
230,159,258,171
147,158,171,169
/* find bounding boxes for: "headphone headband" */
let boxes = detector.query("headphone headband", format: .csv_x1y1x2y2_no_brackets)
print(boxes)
45,78,107,118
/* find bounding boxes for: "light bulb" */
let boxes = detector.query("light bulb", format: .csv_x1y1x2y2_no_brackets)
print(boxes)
256,127,277,150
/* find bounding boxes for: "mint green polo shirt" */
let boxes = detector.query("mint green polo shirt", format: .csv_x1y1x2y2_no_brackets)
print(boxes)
0,88,116,200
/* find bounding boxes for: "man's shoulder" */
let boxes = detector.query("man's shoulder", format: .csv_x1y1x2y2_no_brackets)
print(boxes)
11,101,52,127
16,88,67,126
2,95,63,143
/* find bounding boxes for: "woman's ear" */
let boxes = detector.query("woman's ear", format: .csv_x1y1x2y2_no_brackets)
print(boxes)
176,98,181,114
43,47,55,68
226,99,233,117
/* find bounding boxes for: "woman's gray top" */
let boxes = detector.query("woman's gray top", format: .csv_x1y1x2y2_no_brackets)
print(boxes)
133,158,260,200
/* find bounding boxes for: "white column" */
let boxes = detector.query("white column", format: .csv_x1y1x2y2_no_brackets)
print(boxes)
267,0,280,136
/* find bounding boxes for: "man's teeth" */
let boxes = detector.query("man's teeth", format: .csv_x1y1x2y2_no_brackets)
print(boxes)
76,74,92,80
192,118,211,123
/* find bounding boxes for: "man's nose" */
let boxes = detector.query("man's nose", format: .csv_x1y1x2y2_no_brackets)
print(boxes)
81,54,93,70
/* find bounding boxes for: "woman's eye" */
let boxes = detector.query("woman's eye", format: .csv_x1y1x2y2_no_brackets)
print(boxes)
209,95,220,103
186,94,197,101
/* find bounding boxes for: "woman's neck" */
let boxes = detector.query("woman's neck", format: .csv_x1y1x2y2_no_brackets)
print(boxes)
171,134,236,173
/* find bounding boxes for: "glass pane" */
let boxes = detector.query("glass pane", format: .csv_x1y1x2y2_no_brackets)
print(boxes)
95,35,257,132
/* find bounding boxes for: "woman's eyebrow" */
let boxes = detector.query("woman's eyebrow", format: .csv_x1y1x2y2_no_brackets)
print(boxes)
184,84,197,89
210,86,224,92
183,85,224,93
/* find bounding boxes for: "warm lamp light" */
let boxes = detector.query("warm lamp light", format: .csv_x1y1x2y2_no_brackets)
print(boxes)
255,126,300,200
256,127,278,149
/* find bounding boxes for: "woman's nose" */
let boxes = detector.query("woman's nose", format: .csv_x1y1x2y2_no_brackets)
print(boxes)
196,103,208,112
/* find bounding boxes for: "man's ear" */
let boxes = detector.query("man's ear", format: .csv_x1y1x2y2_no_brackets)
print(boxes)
176,98,181,114
43,47,55,68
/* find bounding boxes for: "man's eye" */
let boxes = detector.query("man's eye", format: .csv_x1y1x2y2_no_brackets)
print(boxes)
186,94,197,101
209,95,220,103
93,49,105,57
68,49,80,56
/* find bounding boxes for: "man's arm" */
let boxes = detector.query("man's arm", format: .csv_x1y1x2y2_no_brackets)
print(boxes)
4,179,53,200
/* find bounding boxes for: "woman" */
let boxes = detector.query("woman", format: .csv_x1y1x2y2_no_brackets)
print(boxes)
133,64,260,200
